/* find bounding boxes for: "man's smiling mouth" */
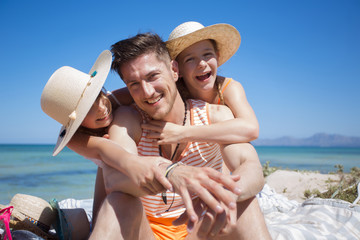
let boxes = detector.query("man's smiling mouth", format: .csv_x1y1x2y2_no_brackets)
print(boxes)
146,95,162,104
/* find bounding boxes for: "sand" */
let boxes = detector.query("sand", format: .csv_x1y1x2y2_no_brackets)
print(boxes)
265,170,341,202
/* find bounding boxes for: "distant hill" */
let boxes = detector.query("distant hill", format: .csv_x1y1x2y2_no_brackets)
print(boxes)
252,133,360,147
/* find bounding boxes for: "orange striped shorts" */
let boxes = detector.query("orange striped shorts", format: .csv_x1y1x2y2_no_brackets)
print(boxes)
147,215,188,240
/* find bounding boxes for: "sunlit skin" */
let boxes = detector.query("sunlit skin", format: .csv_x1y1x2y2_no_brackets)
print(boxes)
81,94,113,129
176,40,219,102
141,37,259,144
120,52,180,122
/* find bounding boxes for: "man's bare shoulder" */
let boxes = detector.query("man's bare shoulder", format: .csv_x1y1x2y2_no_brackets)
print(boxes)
113,105,142,125
110,105,143,143
208,103,234,123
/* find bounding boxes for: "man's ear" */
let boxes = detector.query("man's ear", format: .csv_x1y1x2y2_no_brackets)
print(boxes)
171,60,179,82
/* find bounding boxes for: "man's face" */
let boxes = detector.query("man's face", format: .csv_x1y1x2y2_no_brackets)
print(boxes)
120,52,179,120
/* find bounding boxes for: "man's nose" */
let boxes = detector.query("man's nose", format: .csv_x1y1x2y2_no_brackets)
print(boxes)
141,81,155,98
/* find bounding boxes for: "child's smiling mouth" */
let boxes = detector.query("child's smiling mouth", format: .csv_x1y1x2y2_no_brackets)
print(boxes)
196,72,211,81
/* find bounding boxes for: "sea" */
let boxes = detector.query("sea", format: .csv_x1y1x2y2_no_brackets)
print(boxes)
1,144,360,204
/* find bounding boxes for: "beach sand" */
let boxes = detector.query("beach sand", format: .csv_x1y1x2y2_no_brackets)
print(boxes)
266,170,341,202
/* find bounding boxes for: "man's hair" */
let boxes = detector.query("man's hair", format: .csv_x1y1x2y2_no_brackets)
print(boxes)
111,33,171,79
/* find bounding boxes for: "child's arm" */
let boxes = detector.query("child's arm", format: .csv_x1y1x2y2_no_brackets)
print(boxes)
68,127,172,195
142,80,259,144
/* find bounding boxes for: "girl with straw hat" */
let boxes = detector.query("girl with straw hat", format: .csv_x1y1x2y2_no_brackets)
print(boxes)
142,21,259,146
41,50,173,226
41,50,116,157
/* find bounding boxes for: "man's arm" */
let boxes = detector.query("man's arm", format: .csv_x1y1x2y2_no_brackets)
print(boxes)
221,143,264,201
67,106,172,196
107,105,242,223
209,103,265,200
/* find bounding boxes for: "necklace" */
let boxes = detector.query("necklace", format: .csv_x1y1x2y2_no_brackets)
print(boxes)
159,101,187,212
158,101,187,161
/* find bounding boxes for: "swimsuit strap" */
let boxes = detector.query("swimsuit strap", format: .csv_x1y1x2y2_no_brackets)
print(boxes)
217,78,233,104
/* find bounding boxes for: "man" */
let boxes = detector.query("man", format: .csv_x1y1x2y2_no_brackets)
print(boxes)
89,33,271,239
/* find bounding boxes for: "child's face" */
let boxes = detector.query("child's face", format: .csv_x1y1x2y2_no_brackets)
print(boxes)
176,40,219,93
81,93,113,129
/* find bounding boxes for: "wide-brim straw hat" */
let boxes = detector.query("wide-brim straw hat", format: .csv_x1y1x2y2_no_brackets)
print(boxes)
166,21,241,66
41,50,112,156
0,194,57,239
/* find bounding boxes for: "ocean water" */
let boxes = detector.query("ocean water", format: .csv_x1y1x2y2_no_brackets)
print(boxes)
1,144,359,204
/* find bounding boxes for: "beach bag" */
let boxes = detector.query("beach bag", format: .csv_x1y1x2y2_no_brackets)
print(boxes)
0,206,13,240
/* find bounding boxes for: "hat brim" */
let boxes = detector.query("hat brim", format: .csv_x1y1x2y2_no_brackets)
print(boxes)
52,50,112,156
166,23,241,66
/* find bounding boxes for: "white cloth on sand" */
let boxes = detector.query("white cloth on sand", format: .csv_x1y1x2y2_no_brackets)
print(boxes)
257,184,360,239
59,184,360,239
58,198,93,223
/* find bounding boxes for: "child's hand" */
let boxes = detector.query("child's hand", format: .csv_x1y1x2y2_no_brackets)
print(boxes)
127,157,172,195
141,120,187,144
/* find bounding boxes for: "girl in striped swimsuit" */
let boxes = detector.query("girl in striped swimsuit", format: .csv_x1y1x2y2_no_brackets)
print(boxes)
142,21,259,146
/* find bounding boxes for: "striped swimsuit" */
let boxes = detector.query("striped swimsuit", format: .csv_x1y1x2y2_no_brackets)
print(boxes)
137,99,223,219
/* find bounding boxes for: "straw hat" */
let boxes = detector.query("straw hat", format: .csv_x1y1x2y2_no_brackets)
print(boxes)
41,50,112,156
0,194,57,239
166,21,241,66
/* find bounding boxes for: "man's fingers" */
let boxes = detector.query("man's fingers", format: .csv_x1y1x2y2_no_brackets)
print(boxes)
172,211,188,226
208,210,226,238
173,198,203,226
194,185,225,214
198,210,214,237
207,169,241,196
178,189,198,224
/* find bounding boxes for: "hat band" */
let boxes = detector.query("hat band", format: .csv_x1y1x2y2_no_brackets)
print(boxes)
25,215,51,232
60,71,98,138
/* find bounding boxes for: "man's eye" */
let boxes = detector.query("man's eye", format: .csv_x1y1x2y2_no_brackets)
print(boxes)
185,57,194,63
128,82,139,88
149,73,159,81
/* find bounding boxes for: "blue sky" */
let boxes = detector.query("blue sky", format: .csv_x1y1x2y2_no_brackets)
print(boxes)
0,0,359,144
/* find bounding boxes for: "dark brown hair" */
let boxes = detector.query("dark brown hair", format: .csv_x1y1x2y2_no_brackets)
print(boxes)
111,33,171,79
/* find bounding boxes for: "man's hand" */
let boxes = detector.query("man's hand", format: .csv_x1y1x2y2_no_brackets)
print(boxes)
168,164,241,223
173,198,237,238
197,201,237,238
